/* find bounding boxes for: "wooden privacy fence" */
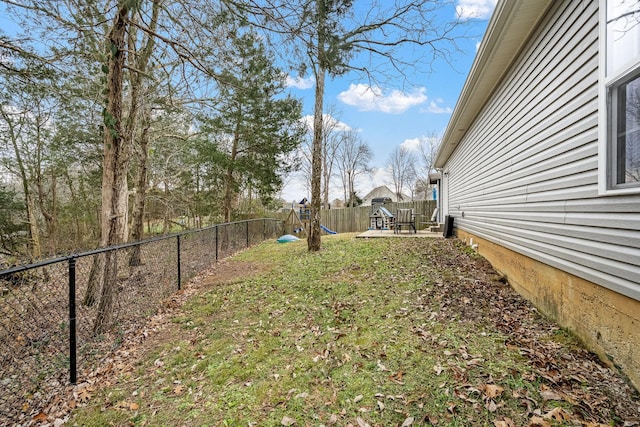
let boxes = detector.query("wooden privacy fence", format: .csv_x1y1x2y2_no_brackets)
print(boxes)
279,200,436,234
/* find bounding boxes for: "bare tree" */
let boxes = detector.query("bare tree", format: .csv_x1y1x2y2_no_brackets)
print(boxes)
387,145,418,201
299,106,348,208
320,106,347,210
419,132,441,176
414,132,441,199
336,130,372,207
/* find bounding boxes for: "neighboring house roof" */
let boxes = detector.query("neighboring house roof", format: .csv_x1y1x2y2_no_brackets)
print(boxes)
434,0,554,169
361,185,409,205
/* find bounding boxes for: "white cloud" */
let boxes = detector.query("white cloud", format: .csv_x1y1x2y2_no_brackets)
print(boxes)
285,75,315,90
357,167,392,193
456,0,497,20
337,84,427,114
427,99,452,114
301,114,353,132
279,172,309,203
401,137,423,152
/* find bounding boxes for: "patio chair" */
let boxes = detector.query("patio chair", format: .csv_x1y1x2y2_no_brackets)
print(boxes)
394,208,416,234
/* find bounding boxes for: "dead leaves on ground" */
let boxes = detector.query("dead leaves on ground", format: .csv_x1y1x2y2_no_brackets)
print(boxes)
422,240,640,426
281,415,296,425
114,400,140,411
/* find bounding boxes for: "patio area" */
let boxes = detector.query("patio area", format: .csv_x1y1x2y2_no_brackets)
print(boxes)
356,228,443,238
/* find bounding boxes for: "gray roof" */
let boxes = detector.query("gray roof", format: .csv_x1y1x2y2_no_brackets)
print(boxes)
362,185,410,205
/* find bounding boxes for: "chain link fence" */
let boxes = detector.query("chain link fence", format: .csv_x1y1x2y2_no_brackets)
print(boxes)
0,218,283,424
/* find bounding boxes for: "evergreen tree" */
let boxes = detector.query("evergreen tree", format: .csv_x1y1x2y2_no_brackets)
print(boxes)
197,31,304,222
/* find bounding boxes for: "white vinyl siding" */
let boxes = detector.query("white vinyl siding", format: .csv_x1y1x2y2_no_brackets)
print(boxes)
444,1,640,301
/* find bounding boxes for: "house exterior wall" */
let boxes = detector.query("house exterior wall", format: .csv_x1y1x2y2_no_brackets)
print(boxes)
442,1,640,388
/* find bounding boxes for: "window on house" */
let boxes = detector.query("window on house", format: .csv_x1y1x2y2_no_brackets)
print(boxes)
604,0,640,189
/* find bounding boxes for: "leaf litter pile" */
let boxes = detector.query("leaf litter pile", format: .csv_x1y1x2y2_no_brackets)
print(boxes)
61,235,638,426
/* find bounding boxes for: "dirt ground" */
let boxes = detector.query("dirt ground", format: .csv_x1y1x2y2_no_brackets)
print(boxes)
24,240,640,426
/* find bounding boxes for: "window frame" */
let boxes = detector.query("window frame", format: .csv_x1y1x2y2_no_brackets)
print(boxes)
598,0,640,195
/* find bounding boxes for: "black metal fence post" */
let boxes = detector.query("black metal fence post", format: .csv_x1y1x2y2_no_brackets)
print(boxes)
177,235,182,290
68,257,77,385
246,221,250,248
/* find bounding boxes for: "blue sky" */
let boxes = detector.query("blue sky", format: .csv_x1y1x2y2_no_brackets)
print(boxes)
280,0,497,202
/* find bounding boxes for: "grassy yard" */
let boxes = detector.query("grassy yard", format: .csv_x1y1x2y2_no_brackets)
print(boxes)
69,234,639,426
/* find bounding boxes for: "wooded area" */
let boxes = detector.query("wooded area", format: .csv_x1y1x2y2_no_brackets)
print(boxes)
0,1,306,265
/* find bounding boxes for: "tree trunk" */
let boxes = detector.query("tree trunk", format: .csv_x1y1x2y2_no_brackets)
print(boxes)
308,65,325,252
35,170,57,255
322,138,329,209
63,169,81,247
162,182,170,234
26,194,41,259
1,107,41,259
223,129,240,223
348,171,355,207
223,166,235,223
84,252,103,306
342,180,348,206
128,116,150,266
127,0,159,266
92,3,130,334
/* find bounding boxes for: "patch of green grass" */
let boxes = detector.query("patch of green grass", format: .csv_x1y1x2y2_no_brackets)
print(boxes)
70,234,580,426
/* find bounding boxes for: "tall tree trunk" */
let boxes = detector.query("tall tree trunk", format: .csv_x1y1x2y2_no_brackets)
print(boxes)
32,112,57,255
223,165,235,223
342,179,348,206
223,128,240,223
308,65,325,251
322,138,329,209
348,171,355,207
46,173,57,254
35,170,57,255
162,181,170,234
1,107,41,259
25,194,41,259
92,3,130,334
63,169,81,247
128,0,159,267
84,252,103,307
128,116,150,266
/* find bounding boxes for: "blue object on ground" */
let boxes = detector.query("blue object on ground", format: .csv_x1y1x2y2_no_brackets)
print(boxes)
277,234,300,243
320,224,337,234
